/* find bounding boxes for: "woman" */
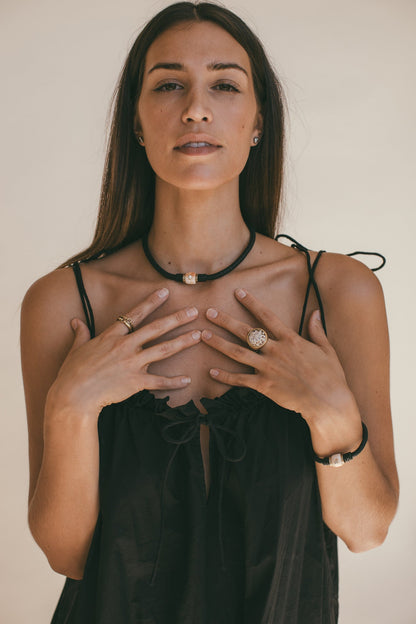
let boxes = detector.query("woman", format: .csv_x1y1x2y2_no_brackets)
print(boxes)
20,2,399,622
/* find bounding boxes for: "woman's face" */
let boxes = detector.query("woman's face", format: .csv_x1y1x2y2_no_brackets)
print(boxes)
136,20,263,191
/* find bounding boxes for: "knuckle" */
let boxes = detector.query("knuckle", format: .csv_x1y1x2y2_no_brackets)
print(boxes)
261,376,274,394
180,334,193,349
159,341,172,355
132,309,145,326
150,290,164,305
233,344,247,358
101,332,121,351
150,318,164,334
286,331,299,346
175,310,186,323
154,376,167,389
101,324,118,339
261,309,273,323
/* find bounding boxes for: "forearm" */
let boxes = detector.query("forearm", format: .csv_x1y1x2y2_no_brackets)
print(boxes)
29,392,100,579
307,396,399,551
315,441,398,552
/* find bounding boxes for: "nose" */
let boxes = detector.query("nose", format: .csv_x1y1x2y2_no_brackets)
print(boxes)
181,87,212,123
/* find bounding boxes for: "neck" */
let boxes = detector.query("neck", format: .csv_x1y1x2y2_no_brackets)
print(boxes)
146,179,252,274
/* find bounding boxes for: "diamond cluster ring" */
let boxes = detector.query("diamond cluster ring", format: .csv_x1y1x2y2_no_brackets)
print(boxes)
246,328,268,351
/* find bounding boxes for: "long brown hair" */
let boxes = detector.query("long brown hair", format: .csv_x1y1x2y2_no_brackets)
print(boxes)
58,1,287,268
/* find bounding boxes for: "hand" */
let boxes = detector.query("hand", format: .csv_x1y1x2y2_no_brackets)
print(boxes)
201,288,363,456
47,288,201,418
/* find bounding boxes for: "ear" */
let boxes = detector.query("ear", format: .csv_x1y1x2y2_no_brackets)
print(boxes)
255,110,264,135
133,110,142,136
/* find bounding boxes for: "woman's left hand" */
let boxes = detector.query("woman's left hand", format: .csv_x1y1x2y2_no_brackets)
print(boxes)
201,287,363,456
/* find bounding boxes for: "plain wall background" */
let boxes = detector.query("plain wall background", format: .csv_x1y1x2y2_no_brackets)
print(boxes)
1,0,415,621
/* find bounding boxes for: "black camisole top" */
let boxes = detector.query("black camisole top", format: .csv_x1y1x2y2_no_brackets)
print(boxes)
50,239,343,624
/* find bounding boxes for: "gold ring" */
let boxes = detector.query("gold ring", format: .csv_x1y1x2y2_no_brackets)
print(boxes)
116,315,135,333
247,327,268,351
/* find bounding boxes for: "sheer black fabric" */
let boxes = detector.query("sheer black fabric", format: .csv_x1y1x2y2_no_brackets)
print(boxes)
51,241,341,624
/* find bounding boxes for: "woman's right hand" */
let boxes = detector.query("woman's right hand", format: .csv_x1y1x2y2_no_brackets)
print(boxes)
47,287,200,418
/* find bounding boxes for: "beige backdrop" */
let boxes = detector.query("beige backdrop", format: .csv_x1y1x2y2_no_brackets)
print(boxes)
1,0,415,622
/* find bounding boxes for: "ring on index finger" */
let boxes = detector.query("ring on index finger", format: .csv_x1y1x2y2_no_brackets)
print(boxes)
246,327,268,351
116,314,135,334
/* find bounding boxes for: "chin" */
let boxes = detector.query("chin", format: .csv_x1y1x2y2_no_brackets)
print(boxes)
159,171,235,191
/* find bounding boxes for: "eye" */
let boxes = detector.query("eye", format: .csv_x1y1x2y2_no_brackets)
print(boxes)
214,83,240,93
154,82,240,93
154,82,182,92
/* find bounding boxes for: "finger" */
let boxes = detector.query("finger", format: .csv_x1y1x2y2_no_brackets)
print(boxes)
144,373,193,391
68,318,92,350
205,307,256,345
201,330,260,367
234,288,294,340
206,307,277,348
140,329,202,364
134,305,199,346
106,287,170,336
308,309,331,350
209,368,258,390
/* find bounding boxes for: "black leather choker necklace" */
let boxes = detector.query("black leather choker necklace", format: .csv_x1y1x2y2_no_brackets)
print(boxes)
142,228,256,285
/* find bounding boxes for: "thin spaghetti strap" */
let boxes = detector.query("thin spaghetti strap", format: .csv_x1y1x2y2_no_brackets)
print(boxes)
275,234,327,336
297,250,327,336
71,261,96,338
346,250,386,272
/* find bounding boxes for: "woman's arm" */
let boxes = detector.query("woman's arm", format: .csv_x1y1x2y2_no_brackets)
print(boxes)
200,253,399,552
21,269,101,579
21,269,202,579
309,253,399,551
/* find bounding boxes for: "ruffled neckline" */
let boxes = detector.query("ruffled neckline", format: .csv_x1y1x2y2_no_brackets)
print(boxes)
123,385,266,415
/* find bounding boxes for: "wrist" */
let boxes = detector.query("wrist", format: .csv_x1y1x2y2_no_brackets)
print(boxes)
306,392,364,458
313,421,368,466
44,383,100,428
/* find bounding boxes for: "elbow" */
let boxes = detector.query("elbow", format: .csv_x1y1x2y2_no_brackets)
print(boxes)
333,487,399,554
343,521,391,553
48,557,85,580
345,528,388,553
28,511,86,580
41,538,86,580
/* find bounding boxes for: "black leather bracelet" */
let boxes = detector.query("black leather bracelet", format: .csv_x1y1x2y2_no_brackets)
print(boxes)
313,422,368,467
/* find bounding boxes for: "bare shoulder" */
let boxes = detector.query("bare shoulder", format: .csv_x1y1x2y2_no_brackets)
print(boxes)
309,251,389,385
20,264,93,344
21,240,137,326
20,266,90,409
312,251,387,328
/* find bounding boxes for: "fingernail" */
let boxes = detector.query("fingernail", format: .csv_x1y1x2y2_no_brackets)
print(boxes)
206,307,218,319
187,306,198,317
315,309,321,322
181,376,191,384
71,319,78,331
157,288,169,298
210,368,219,377
192,330,201,340
202,329,212,339
236,288,246,298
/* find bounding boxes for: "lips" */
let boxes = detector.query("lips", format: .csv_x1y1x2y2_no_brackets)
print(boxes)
181,142,214,148
174,134,222,149
175,143,221,155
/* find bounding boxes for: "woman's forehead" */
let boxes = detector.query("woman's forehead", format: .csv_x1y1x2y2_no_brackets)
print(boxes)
144,21,252,78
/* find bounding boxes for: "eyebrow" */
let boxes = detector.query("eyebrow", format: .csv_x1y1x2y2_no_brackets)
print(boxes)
147,61,248,77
